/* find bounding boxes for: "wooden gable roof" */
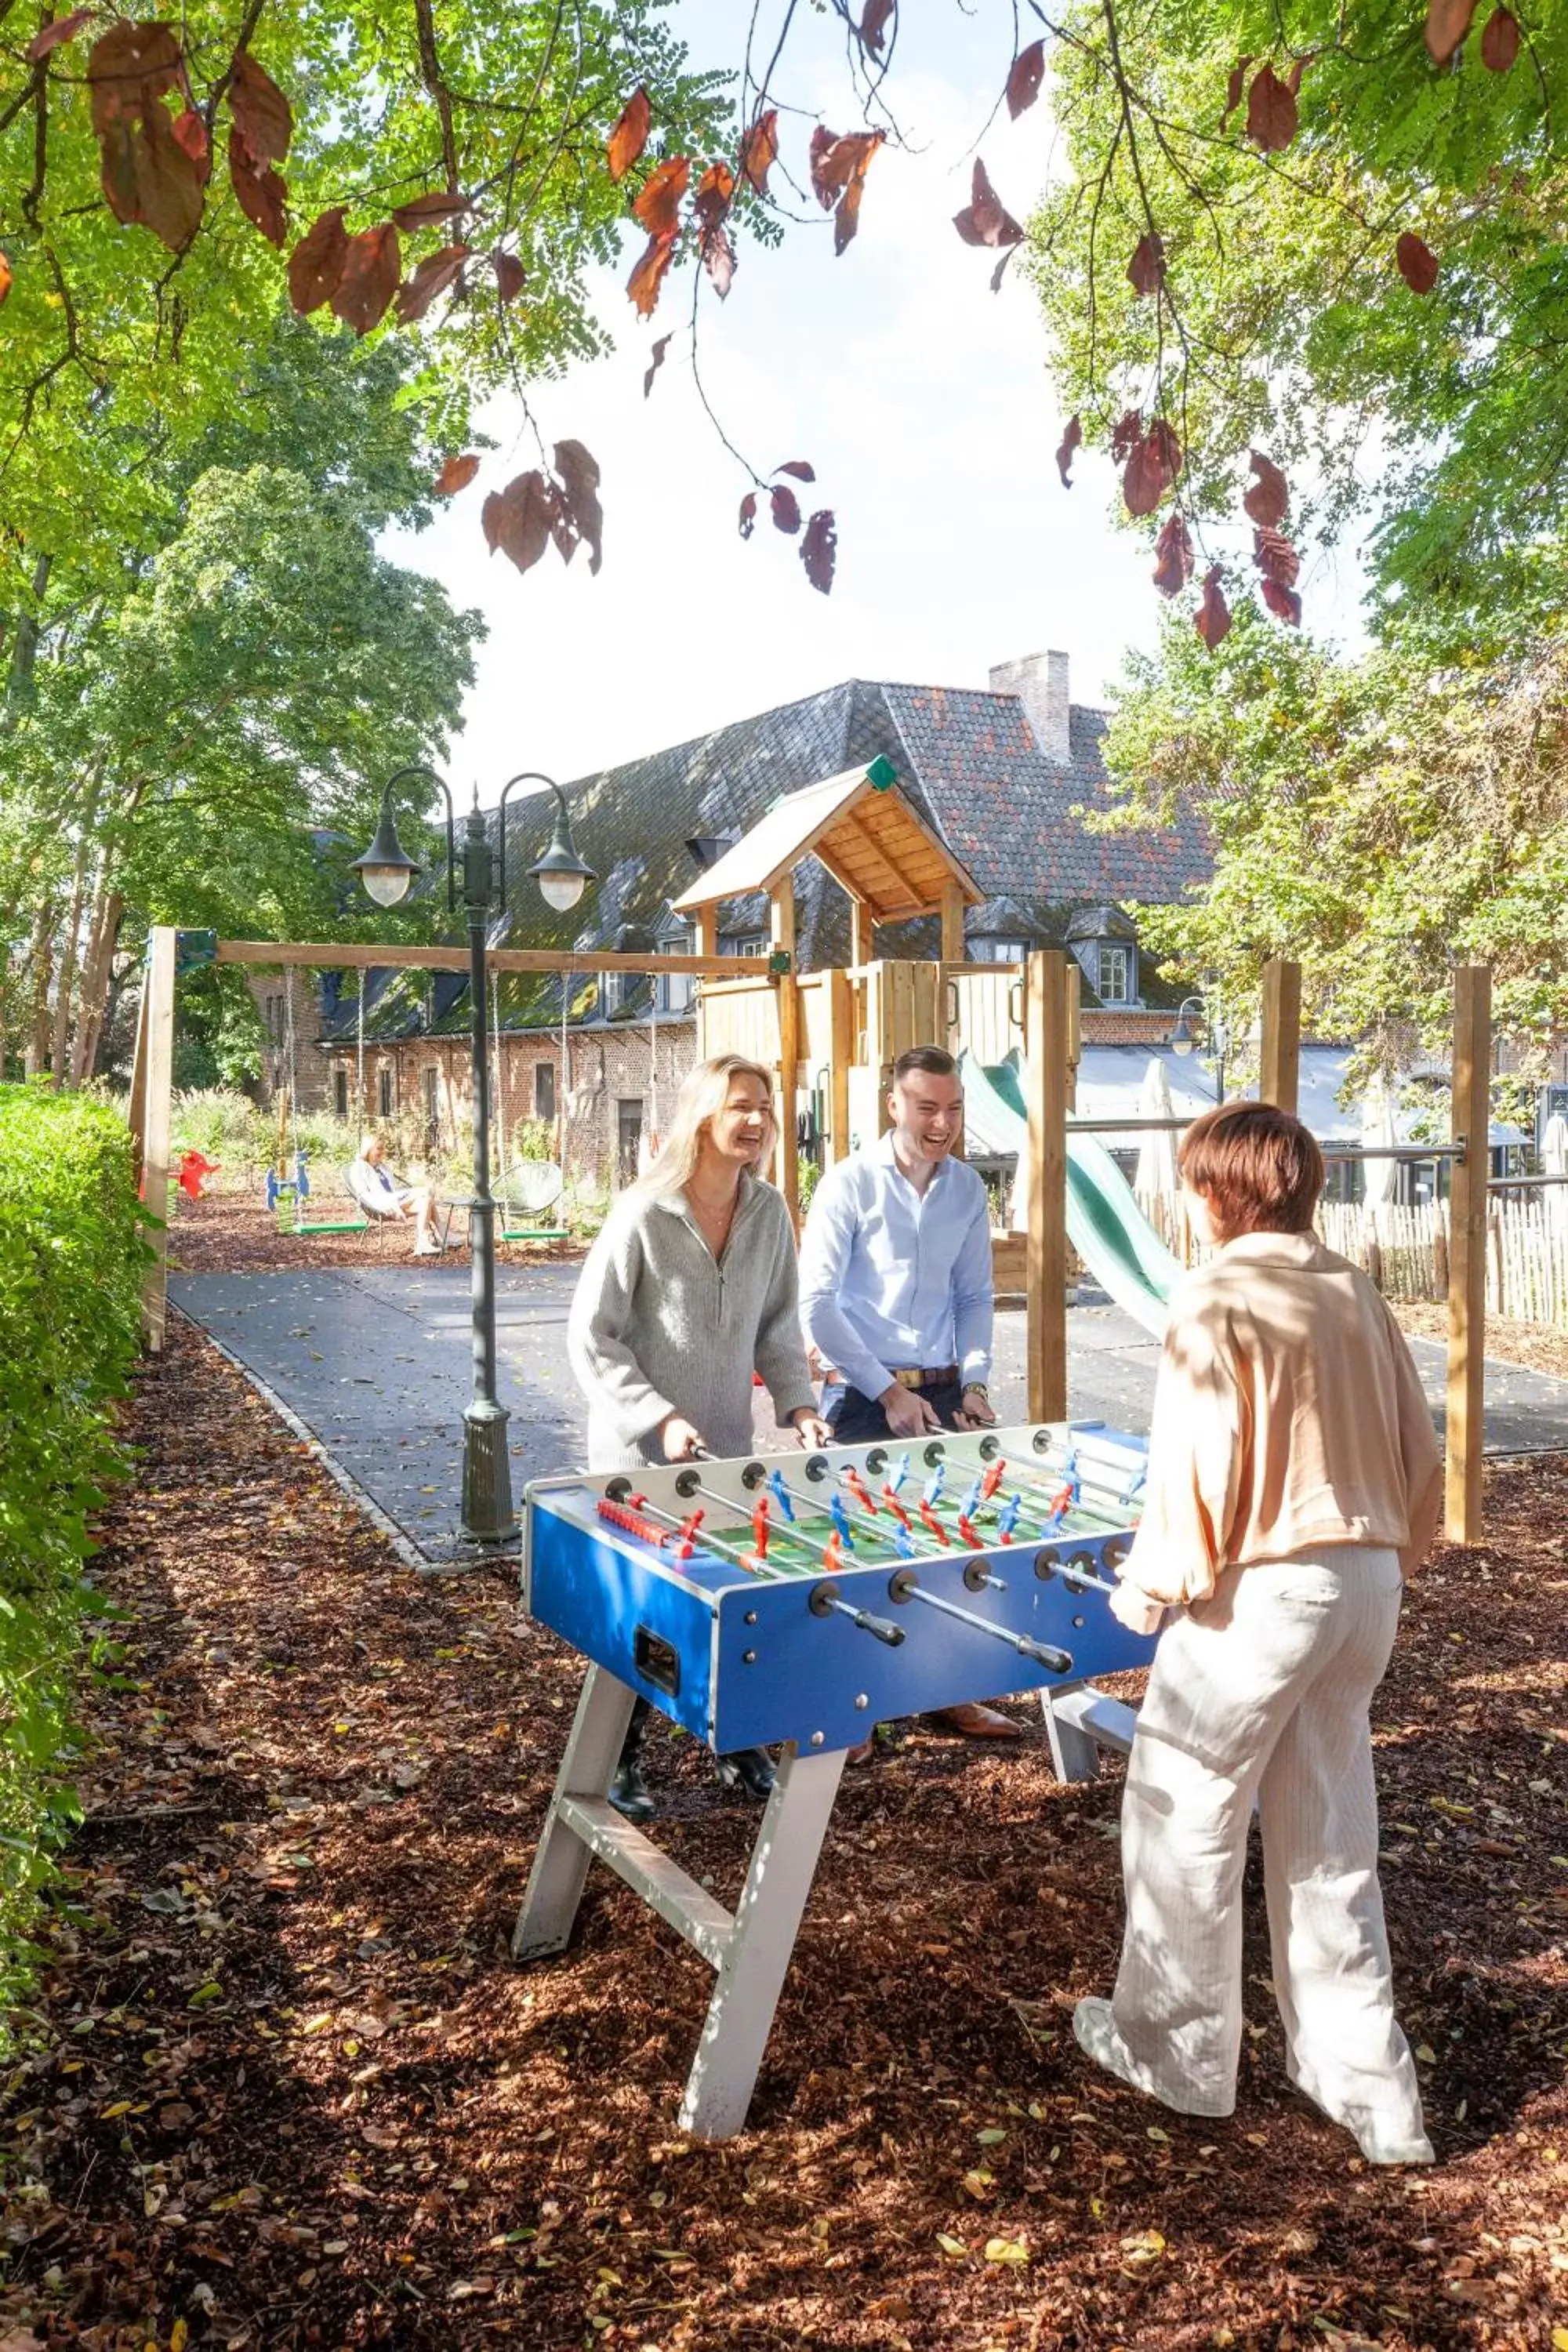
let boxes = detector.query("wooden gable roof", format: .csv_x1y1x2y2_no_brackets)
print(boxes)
670,755,983,924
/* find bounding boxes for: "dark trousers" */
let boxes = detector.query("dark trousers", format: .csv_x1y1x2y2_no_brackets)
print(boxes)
820,1378,967,1445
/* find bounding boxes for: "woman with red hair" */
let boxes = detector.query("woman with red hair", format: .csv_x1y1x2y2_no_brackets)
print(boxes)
1076,1102,1443,2166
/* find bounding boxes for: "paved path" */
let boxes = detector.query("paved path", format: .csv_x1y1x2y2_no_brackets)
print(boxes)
170,1266,1568,1563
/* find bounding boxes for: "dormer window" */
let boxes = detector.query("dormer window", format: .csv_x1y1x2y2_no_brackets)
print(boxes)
1098,942,1131,1004
657,922,696,1012
1066,906,1140,1007
973,938,1026,965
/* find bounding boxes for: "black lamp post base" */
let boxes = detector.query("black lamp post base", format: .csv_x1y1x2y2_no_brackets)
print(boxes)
461,1398,515,1543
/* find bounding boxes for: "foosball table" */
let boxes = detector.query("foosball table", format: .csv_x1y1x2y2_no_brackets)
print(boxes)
512,1421,1158,2140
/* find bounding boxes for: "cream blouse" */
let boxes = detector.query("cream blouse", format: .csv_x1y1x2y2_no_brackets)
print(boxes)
1123,1231,1443,1607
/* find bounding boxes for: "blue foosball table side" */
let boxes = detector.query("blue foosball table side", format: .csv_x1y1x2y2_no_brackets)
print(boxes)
512,1421,1157,2140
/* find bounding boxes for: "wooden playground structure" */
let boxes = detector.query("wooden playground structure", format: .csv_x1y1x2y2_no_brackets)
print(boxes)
127,760,1496,1552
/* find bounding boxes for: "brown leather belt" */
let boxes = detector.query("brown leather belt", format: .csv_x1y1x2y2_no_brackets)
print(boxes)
825,1363,960,1392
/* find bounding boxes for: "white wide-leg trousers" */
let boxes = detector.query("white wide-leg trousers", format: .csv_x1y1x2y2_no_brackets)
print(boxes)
1107,1544,1428,2147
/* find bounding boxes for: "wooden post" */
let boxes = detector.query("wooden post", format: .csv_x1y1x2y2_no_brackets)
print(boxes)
939,880,965,965
826,966,853,1171
694,906,717,1054
771,880,800,1228
140,925,177,1352
1259,958,1302,1112
125,969,151,1190
1025,949,1069,1424
1445,964,1491,1545
851,898,875,971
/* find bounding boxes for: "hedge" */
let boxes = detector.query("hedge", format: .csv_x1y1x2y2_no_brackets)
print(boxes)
0,1085,144,2046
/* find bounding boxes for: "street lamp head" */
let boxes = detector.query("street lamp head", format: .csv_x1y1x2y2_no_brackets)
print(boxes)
350,786,422,909
526,807,596,913
1170,997,1200,1057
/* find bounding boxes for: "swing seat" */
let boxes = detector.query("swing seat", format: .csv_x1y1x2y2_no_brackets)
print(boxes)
497,1160,568,1243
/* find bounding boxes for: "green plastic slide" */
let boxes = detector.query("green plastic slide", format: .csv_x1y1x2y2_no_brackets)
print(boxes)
959,1047,1181,1338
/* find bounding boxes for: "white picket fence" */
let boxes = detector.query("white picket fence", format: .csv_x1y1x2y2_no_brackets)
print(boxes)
1137,1190,1568,1327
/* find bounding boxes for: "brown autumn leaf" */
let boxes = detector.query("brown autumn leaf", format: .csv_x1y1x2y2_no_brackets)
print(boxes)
771,483,802,535
1261,576,1302,626
861,0,895,53
1222,55,1253,125
289,205,348,313
1152,510,1194,597
1243,450,1289,528
492,250,524,303
643,332,671,397
554,439,603,575
1285,52,1313,93
1055,413,1083,487
801,508,837,594
953,158,1023,248
171,107,209,167
229,126,287,247
739,108,778,194
608,86,652,181
1425,0,1477,62
0,252,11,307
1127,231,1166,296
834,162,875,255
739,491,757,539
1007,39,1047,118
1246,64,1298,151
694,159,734,237
776,459,816,481
1109,408,1143,463
25,7,92,63
1253,524,1300,586
626,229,677,318
809,127,878,205
106,99,203,247
396,243,470,325
331,221,401,334
230,48,291,165
633,155,689,239
1123,419,1182,517
87,21,180,132
1396,230,1439,293
434,453,481,496
390,191,471,230
1480,7,1520,70
1195,565,1232,648
482,470,558,575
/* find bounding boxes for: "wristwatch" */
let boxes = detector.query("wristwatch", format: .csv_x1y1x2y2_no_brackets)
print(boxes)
962,1381,990,1401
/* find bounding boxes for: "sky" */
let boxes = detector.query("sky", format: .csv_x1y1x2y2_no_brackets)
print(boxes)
382,0,1366,810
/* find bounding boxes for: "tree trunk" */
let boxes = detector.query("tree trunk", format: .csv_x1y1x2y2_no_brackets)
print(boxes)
50,833,93,1088
72,887,125,1082
24,902,55,1076
4,553,52,723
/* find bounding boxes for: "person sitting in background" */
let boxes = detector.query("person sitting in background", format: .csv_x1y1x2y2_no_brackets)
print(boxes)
1076,1102,1442,2167
350,1132,442,1256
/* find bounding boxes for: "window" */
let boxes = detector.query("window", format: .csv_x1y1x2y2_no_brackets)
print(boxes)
975,938,1025,964
658,925,696,1013
535,1061,557,1123
378,1067,394,1119
725,933,768,959
333,1069,349,1120
1098,943,1132,1004
617,1098,644,1186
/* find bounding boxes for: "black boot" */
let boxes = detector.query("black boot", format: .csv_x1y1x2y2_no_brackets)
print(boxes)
608,1697,655,1825
714,1746,775,1801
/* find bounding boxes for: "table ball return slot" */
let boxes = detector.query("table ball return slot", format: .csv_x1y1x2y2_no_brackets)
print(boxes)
513,1421,1156,2140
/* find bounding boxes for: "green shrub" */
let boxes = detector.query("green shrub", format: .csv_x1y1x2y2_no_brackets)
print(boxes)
0,1085,143,2050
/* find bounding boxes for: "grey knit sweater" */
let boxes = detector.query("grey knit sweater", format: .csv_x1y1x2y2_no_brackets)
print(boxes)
567,1173,818,1471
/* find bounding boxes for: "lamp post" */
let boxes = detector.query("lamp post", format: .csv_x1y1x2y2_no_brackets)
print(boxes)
351,767,595,1543
1170,989,1232,1103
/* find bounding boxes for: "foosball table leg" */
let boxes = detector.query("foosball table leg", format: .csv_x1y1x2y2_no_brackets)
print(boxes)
511,1664,638,1962
1039,1679,1138,1784
677,1741,846,2143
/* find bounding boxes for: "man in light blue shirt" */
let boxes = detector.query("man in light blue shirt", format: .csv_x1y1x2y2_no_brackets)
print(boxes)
800,1045,1016,1742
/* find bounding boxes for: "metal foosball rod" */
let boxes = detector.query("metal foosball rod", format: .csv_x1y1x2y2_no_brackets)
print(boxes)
767,1465,1004,1588
627,1484,906,1648
884,1568,1073,1673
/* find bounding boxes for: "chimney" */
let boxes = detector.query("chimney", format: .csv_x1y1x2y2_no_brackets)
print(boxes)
989,648,1071,765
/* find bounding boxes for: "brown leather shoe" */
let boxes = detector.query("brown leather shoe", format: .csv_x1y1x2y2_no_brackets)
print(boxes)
931,1701,1022,1740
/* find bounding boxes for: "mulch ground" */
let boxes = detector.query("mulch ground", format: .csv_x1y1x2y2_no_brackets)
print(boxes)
2,1325,1567,2351
163,1192,583,1278
1391,1304,1568,1391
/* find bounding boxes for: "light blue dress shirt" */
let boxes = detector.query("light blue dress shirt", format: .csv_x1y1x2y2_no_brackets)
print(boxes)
798,1132,993,1401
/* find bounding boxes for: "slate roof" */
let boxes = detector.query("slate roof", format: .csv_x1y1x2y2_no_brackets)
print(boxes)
318,675,1209,1045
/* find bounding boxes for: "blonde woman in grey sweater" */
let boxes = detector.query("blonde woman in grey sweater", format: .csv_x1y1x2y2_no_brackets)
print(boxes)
568,1052,833,1821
